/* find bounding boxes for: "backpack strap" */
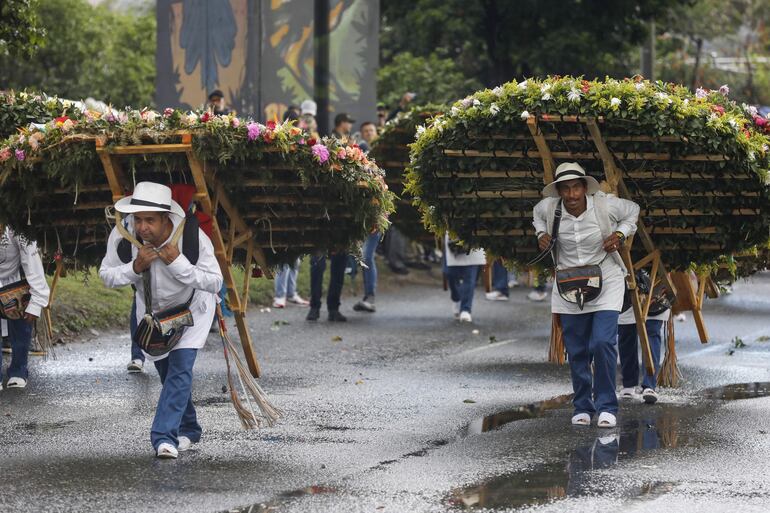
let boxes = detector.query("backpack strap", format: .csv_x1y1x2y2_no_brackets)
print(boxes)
181,213,200,265
115,212,196,263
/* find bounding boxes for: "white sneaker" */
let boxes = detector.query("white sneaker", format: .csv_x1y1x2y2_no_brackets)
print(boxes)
508,280,519,288
619,387,637,399
571,413,591,426
458,311,473,323
6,377,27,389
156,442,178,459
674,312,686,322
452,301,461,318
598,434,619,445
527,290,548,302
178,436,193,452
288,294,309,306
485,291,509,301
272,297,286,309
127,359,143,373
642,388,658,404
597,412,617,428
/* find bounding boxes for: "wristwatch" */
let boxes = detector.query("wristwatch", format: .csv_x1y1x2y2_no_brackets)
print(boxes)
614,231,626,244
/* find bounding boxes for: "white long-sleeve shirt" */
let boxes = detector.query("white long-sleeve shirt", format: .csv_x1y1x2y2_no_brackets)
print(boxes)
0,227,50,317
533,194,640,314
99,215,223,361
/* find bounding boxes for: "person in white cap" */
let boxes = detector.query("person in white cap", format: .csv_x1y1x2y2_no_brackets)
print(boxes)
533,162,639,429
99,182,223,459
0,227,49,391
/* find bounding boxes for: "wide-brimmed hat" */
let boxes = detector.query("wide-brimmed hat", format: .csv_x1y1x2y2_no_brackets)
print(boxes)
541,162,600,198
114,182,186,218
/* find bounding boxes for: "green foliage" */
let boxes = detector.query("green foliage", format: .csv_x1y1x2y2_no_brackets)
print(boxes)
0,105,395,268
0,91,69,139
381,0,674,87
0,0,46,57
406,76,770,271
0,0,155,107
377,52,481,109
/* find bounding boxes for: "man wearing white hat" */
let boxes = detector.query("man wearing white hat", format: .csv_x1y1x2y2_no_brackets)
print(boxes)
99,182,223,459
533,162,639,428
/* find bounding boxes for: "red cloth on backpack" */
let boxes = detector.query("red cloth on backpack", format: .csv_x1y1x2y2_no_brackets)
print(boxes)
169,183,213,237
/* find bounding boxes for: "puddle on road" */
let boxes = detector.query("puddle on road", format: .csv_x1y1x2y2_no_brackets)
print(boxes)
222,486,337,513
449,415,684,510
701,382,770,401
466,394,573,436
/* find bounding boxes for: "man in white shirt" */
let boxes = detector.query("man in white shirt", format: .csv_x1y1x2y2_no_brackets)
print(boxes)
0,227,50,390
533,163,639,428
100,182,223,459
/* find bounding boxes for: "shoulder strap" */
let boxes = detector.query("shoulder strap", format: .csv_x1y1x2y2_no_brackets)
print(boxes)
181,214,200,265
526,200,561,267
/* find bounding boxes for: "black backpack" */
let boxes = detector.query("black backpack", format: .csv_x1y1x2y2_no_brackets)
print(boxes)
117,214,200,265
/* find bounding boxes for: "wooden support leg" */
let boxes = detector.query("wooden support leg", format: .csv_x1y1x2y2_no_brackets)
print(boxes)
620,247,655,376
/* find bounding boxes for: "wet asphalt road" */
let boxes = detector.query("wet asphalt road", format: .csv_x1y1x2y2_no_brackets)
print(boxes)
2,268,770,512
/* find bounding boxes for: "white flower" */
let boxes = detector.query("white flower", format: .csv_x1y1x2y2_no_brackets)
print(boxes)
744,104,758,117
719,84,730,96
517,80,528,90
748,151,756,162
683,99,689,106
489,103,500,115
416,125,426,136
520,110,530,120
461,97,473,109
567,88,581,103
451,106,460,116
728,119,739,130
492,86,504,97
708,113,718,122
695,87,708,99
144,110,158,122
62,100,72,109
763,144,769,153
610,97,621,108
472,98,481,107
634,82,645,91
540,83,552,92
655,92,672,105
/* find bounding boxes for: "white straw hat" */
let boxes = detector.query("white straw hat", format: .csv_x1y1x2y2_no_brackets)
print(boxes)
300,99,317,116
114,182,186,218
541,162,600,198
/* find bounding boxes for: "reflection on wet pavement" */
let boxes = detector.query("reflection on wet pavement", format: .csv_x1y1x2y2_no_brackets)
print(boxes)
450,414,683,510
701,382,770,400
466,394,573,436
222,486,337,513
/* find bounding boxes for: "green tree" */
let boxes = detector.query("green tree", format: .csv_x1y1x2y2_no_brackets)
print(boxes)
0,0,46,57
377,52,482,108
0,0,155,107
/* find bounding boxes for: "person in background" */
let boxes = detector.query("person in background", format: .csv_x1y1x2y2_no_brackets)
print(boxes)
527,283,548,302
444,233,485,323
307,251,348,323
376,103,389,130
332,113,355,143
386,92,416,123
273,258,309,309
285,104,300,119
485,260,510,301
353,230,380,313
300,99,319,138
358,121,378,152
207,90,230,116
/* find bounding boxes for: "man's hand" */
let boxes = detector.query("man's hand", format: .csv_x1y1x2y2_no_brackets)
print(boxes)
603,232,624,253
538,233,552,252
158,243,180,265
133,244,160,274
23,312,37,324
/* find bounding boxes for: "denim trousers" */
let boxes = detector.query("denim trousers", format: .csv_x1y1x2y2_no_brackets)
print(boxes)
617,319,663,390
150,348,202,450
560,310,620,416
446,265,480,313
491,260,509,296
274,258,301,299
309,253,347,311
361,233,380,298
2,318,33,380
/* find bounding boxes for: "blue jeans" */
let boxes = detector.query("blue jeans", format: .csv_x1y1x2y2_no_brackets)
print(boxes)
274,258,300,299
129,298,144,362
3,318,32,380
310,253,347,311
561,310,620,416
151,348,201,450
618,319,663,390
491,261,509,296
446,265,480,314
361,233,379,298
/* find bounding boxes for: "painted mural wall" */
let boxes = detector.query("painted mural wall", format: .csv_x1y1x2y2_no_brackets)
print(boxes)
156,0,379,131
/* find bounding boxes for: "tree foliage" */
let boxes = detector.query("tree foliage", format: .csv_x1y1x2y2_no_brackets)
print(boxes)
0,0,155,107
0,0,46,57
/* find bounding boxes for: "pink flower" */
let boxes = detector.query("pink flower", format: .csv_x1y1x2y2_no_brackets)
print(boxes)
719,84,730,96
337,148,346,159
0,147,11,162
14,149,25,161
695,87,708,99
163,108,174,118
312,143,330,164
247,122,261,141
754,115,768,128
231,117,240,128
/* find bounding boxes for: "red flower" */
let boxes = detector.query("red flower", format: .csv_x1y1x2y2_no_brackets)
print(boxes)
711,105,725,116
754,115,768,128
266,121,276,130
581,80,591,94
307,137,317,146
200,112,211,123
